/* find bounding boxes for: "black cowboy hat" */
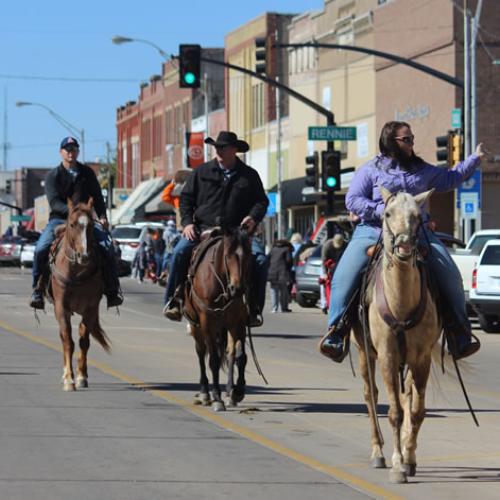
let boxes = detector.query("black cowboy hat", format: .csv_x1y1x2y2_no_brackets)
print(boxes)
204,131,249,153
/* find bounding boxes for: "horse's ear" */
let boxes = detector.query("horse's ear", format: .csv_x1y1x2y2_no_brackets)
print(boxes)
86,197,94,210
379,185,393,204
67,198,74,211
414,189,435,208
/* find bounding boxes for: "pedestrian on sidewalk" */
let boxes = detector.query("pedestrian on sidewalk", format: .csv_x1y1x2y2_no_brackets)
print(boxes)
267,239,293,313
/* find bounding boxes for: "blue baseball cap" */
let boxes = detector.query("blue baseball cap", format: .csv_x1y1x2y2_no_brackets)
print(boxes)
60,136,80,149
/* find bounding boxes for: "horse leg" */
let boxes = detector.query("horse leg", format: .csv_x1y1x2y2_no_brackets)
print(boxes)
76,319,90,389
193,327,210,406
233,329,247,404
225,330,236,407
379,353,407,484
402,358,431,477
208,335,225,412
358,346,385,468
55,304,75,392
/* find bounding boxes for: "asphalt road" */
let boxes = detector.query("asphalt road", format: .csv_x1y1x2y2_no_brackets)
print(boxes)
1,266,499,499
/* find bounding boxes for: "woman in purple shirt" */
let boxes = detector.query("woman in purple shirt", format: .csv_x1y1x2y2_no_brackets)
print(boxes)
319,120,487,363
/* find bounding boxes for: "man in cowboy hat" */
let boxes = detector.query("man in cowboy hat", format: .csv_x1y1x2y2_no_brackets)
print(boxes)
163,131,269,326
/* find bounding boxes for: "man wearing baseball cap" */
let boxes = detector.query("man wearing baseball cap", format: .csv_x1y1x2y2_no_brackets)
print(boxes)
29,136,123,310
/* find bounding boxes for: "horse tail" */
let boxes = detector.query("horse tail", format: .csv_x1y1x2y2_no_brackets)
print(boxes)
91,317,112,353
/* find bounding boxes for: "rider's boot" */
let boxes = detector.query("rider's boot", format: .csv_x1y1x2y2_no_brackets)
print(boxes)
30,271,48,310
102,252,124,308
318,322,351,363
163,297,183,321
447,324,481,360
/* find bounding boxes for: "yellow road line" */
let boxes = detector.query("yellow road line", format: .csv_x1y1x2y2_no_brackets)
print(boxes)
0,319,402,500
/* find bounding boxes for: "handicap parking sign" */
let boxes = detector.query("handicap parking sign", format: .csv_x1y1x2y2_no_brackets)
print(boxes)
464,202,474,214
460,192,478,219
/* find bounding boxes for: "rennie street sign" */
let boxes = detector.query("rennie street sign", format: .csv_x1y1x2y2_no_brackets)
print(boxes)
308,126,357,141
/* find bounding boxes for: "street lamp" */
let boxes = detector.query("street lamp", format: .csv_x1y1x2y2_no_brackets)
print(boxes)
112,35,174,61
15,101,85,162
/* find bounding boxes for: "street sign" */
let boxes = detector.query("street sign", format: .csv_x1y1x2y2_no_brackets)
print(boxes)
10,214,31,222
451,108,462,129
266,192,277,217
457,170,481,208
460,192,479,219
308,126,357,141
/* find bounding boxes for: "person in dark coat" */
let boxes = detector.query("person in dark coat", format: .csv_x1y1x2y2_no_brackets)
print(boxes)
267,239,293,313
163,131,269,326
29,136,123,310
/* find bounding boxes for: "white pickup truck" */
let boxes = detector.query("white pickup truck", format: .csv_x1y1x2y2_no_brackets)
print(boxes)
450,229,500,301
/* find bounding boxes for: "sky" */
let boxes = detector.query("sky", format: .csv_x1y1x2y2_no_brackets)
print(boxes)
1,0,323,170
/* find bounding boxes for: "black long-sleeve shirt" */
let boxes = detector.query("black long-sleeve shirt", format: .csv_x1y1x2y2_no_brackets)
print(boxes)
45,162,106,220
180,158,269,230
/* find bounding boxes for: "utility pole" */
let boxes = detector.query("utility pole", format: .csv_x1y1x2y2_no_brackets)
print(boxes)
471,0,483,233
2,87,8,171
106,141,113,227
275,30,283,239
203,72,209,162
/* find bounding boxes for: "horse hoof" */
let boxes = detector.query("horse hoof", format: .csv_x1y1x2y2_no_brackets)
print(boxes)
231,388,245,404
225,397,237,408
212,401,226,412
403,463,416,476
371,457,386,469
389,469,407,484
63,382,76,392
75,378,88,389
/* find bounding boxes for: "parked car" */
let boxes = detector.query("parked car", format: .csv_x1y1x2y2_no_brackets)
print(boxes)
20,242,37,268
469,239,500,333
295,245,322,307
111,222,164,264
451,229,500,301
0,236,26,265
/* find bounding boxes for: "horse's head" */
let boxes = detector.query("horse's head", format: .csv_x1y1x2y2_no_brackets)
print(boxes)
380,186,434,262
66,197,95,265
223,227,252,298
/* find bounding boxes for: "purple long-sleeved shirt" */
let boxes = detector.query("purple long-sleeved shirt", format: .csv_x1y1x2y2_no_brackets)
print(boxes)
345,153,481,225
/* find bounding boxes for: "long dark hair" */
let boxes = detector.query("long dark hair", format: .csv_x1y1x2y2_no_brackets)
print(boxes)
378,121,424,168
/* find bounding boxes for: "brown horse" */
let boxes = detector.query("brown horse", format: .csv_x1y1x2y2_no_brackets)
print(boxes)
49,198,110,391
183,227,251,411
351,187,441,484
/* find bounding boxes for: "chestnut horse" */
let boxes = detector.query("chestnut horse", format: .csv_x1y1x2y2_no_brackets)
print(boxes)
49,198,110,391
351,187,441,484
183,228,252,411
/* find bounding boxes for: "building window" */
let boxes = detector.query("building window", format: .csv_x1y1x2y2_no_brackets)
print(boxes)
153,115,162,159
174,105,182,145
132,142,139,187
122,142,128,188
252,83,264,129
141,119,151,161
165,109,174,145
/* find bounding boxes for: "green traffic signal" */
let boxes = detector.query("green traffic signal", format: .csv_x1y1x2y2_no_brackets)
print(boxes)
326,176,337,188
184,72,196,85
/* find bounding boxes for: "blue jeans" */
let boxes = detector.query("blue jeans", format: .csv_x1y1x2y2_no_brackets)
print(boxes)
164,236,197,304
327,223,471,333
32,218,113,288
164,235,269,312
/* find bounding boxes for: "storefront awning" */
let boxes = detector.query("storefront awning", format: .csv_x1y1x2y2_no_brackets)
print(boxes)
141,190,175,216
113,177,167,225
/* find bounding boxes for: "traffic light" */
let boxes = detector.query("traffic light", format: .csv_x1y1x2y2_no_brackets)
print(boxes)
436,134,450,164
451,132,463,165
322,150,341,192
255,37,268,74
305,152,319,189
5,179,12,194
436,131,462,167
178,44,201,88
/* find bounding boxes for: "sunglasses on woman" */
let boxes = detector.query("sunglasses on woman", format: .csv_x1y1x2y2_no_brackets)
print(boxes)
395,135,415,144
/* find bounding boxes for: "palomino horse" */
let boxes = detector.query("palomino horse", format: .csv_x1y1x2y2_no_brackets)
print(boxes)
49,198,110,391
183,227,252,411
351,187,441,484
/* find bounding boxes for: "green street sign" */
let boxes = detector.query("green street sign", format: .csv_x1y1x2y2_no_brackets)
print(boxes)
451,108,462,129
308,126,357,141
10,214,31,222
